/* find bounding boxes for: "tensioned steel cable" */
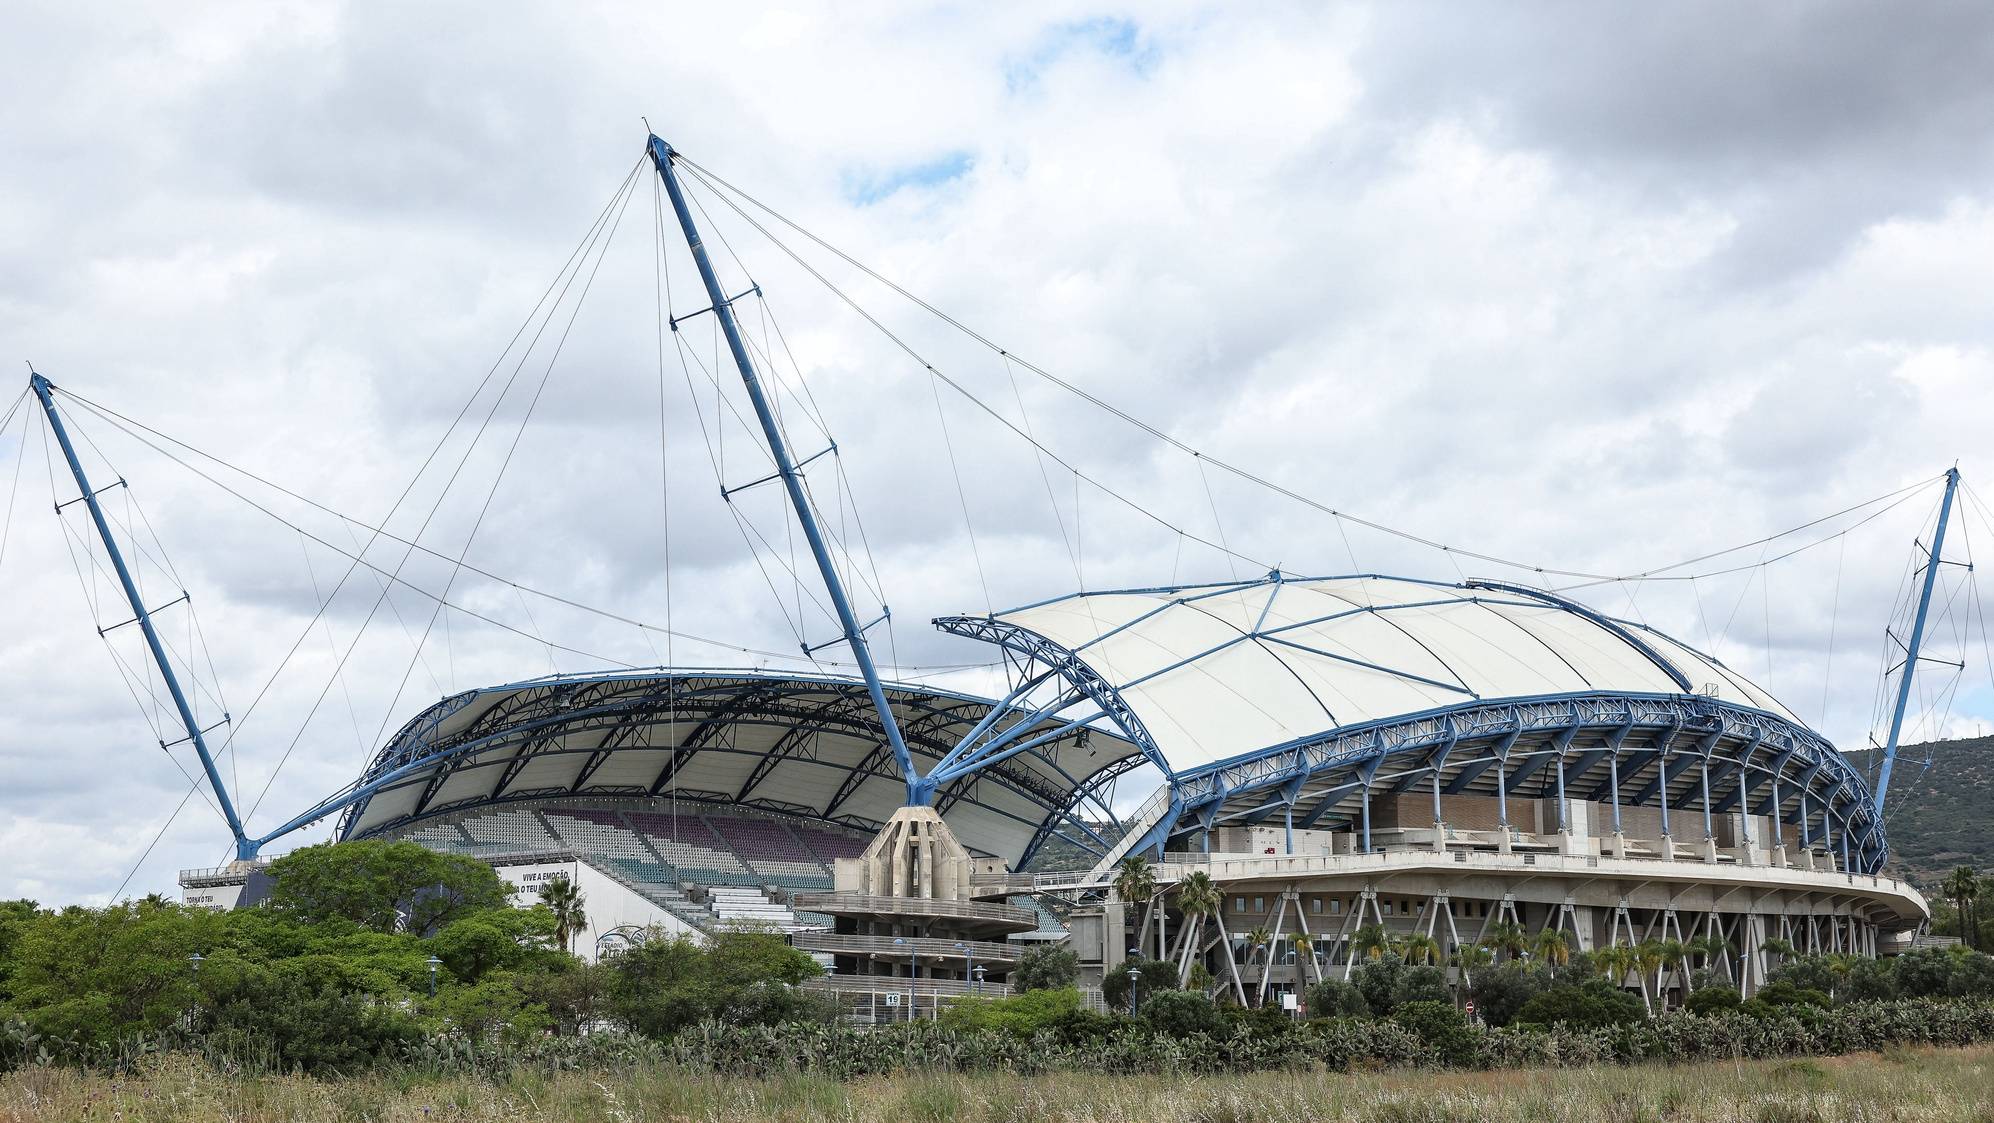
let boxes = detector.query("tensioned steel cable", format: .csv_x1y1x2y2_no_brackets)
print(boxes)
677,153,1949,587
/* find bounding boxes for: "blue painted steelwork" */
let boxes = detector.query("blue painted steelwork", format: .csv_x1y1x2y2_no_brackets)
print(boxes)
31,373,256,859
314,668,1141,869
1158,689,1891,873
647,134,917,803
1874,466,1960,811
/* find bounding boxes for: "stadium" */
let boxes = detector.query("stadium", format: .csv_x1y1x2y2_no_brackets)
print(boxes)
182,572,1928,1014
117,134,1939,1020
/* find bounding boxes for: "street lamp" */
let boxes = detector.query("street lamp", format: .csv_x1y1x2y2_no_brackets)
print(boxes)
972,964,987,996
426,955,442,998
954,940,976,999
187,953,204,977
1128,946,1143,1016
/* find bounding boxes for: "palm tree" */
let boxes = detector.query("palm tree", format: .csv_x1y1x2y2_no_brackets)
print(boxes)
1595,944,1638,1007
1531,928,1571,968
1402,932,1443,967
1655,938,1689,1001
1287,930,1314,981
1351,923,1392,962
1451,943,1494,993
1632,940,1666,1015
1486,920,1528,962
1171,871,1222,984
538,875,588,953
1687,932,1730,983
1243,925,1274,1003
1114,856,1159,957
1943,866,1979,951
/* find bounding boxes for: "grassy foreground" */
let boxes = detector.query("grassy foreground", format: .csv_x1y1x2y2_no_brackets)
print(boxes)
4,1046,1994,1123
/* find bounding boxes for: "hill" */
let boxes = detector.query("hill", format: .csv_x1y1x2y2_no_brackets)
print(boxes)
1870,735,1994,887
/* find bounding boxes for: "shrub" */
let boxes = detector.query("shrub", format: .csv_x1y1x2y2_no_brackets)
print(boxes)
1470,961,1553,1028
1139,990,1225,1039
1101,957,1178,1010
1304,977,1369,1018
1351,954,1406,1016
939,987,1082,1036
1393,965,1451,1009
1390,1000,1477,1067
1684,985,1741,1015
1513,980,1645,1030
1012,945,1078,992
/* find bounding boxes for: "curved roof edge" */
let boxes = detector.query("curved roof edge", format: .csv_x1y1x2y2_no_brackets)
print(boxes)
335,668,1149,870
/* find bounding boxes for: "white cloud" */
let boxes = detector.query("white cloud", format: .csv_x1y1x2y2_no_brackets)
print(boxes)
2,0,1991,904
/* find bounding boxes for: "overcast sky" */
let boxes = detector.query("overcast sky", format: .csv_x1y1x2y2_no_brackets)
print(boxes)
3,1,1992,906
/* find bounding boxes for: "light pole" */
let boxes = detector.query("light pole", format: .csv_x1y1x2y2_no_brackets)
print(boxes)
954,940,976,999
972,964,987,995
188,953,204,977
427,955,442,998
1128,945,1143,1016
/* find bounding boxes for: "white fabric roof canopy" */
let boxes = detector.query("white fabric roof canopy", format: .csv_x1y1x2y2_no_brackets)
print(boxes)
977,575,1799,774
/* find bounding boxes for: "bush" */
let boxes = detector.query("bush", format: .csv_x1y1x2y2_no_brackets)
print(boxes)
938,987,1082,1036
1390,1000,1477,1067
1513,979,1645,1030
1304,977,1369,1018
1684,985,1741,1015
1139,990,1225,1039
1392,964,1451,1009
1101,957,1178,1010
1012,945,1078,992
1351,954,1406,1016
1470,961,1553,1028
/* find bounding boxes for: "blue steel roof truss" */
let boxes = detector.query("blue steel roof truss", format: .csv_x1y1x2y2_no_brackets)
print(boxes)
336,671,1144,870
1162,691,1889,873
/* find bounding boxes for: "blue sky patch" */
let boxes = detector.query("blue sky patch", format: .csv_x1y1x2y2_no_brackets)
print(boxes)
843,150,975,206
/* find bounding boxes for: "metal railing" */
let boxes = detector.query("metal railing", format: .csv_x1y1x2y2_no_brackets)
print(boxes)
792,893,1036,929
793,932,1021,963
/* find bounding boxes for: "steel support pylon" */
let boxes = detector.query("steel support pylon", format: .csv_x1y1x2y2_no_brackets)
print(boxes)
32,371,257,858
1874,466,1961,811
646,135,919,803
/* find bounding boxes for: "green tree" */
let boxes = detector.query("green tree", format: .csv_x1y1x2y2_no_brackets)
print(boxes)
1013,944,1079,992
1171,871,1222,984
1943,866,1979,951
3,901,225,1046
1139,989,1225,1038
1468,960,1552,1027
0,899,39,1004
1531,929,1571,968
1513,978,1645,1029
1304,976,1369,1018
1485,920,1528,962
1102,956,1178,1010
265,840,508,935
606,927,822,1038
430,905,561,983
536,875,588,953
1113,856,1159,958
1391,1000,1477,1066
1402,932,1443,967
1350,923,1391,962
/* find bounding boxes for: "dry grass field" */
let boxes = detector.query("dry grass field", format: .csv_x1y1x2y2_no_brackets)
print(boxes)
4,1045,1994,1123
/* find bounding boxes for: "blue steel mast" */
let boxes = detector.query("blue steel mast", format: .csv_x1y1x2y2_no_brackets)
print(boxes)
31,371,256,859
1873,466,1960,812
646,135,919,803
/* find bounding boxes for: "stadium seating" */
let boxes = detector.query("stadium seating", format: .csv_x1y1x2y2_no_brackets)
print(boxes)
706,814,834,888
458,808,560,854
401,802,874,933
